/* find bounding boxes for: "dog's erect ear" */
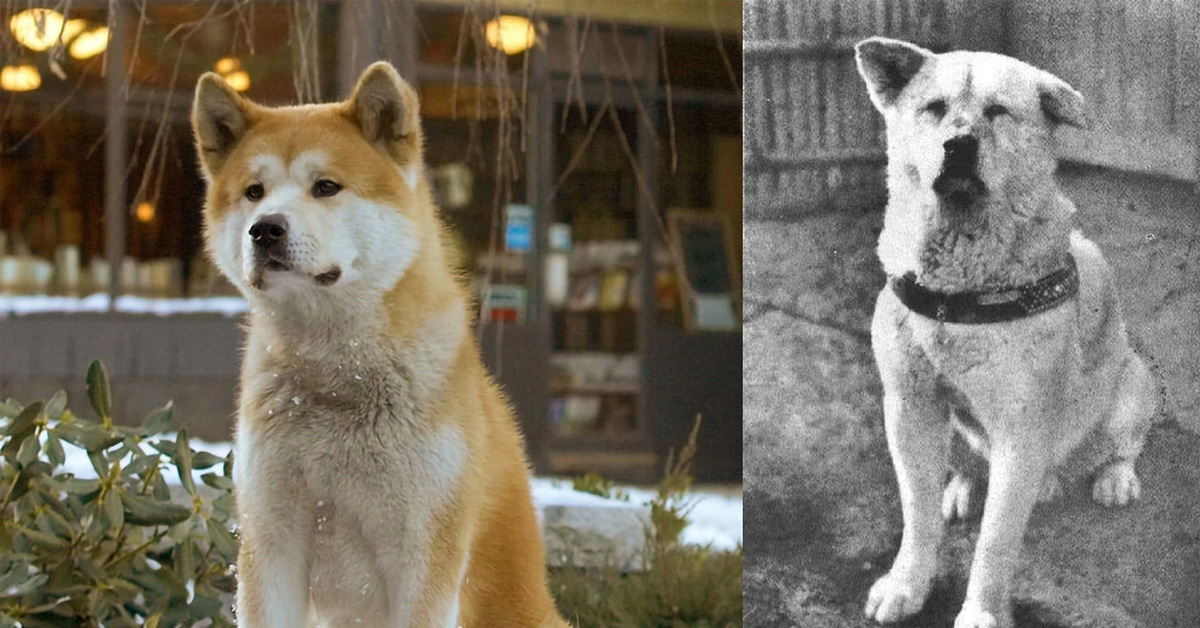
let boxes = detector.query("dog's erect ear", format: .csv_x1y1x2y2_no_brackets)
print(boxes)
192,73,256,177
855,37,934,110
345,62,422,166
1038,75,1088,130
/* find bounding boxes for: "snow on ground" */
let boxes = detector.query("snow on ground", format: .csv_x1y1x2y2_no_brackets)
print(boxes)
57,438,742,551
0,294,249,317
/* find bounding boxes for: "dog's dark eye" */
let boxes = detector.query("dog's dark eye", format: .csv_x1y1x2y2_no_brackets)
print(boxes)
245,183,265,201
984,104,1009,120
923,99,947,118
312,179,342,198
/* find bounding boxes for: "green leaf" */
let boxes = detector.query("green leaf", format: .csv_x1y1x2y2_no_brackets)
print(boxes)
86,360,113,424
140,402,175,437
174,537,198,579
108,576,141,599
151,473,171,501
15,525,69,550
44,431,65,468
0,572,47,597
20,460,51,480
210,493,236,520
190,451,224,470
35,494,75,539
43,476,100,495
104,491,124,529
23,595,73,614
205,518,239,562
186,594,224,620
127,452,161,476
87,450,108,478
82,504,106,542
122,492,190,526
4,401,42,438
15,432,40,467
52,422,122,453
43,390,68,421
2,472,30,504
200,473,234,491
175,430,195,495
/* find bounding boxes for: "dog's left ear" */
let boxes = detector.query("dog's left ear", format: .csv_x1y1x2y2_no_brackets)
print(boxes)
193,72,259,177
344,61,423,166
855,37,935,111
1039,75,1088,130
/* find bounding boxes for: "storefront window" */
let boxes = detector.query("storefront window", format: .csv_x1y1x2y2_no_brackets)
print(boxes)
1,3,337,304
548,104,641,439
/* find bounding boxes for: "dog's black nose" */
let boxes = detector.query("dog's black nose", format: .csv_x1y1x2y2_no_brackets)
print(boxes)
942,135,979,169
249,214,288,249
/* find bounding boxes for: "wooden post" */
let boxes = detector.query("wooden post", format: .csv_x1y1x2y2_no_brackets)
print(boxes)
104,6,127,308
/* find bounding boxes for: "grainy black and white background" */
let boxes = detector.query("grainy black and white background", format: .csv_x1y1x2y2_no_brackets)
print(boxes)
741,1,1200,626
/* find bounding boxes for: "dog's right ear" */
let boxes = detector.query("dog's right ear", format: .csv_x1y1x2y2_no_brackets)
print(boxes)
855,37,934,111
192,73,256,178
344,62,423,168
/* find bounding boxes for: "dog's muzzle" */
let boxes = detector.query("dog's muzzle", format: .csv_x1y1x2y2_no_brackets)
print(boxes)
932,135,987,206
247,214,342,289
250,214,291,272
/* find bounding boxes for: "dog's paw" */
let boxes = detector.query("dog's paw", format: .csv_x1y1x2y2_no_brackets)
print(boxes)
1037,474,1064,503
953,600,1006,628
864,572,930,623
1092,460,1140,507
942,474,974,520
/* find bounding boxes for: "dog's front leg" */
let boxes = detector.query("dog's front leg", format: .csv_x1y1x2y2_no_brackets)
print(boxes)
235,519,313,628
233,453,313,628
955,422,1050,628
371,517,468,627
866,373,951,623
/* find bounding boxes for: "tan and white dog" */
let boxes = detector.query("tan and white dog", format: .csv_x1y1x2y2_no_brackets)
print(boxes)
192,62,572,628
855,38,1158,628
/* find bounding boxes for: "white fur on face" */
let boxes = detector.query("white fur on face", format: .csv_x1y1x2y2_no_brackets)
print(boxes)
208,151,421,305
885,53,1057,205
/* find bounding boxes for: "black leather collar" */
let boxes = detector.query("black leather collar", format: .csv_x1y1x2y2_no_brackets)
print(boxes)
890,256,1079,324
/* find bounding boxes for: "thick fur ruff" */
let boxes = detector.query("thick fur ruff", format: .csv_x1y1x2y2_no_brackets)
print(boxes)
192,62,572,628
855,38,1157,628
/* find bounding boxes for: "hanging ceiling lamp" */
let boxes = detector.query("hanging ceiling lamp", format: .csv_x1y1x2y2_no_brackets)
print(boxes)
0,64,41,92
484,15,536,55
214,57,250,92
68,26,110,60
10,9,69,51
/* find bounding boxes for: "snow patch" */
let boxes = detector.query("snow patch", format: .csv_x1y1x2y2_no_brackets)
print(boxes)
55,440,742,551
0,294,249,317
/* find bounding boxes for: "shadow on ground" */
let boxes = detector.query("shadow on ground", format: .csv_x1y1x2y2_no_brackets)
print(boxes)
744,216,1200,628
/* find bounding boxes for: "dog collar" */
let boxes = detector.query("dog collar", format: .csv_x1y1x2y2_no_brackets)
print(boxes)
890,256,1079,324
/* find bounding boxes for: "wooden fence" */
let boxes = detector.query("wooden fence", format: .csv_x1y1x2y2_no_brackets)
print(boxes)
743,0,952,218
1007,0,1199,183
744,0,1200,220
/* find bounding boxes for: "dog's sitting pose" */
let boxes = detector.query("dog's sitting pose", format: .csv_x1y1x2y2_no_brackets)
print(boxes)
854,38,1158,628
192,62,572,628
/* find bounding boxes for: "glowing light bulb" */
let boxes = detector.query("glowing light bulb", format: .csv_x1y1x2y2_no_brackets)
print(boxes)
224,70,250,92
215,57,240,75
69,26,110,60
10,9,65,52
0,65,41,92
484,15,536,55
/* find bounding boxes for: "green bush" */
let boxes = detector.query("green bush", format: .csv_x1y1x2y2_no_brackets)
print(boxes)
0,361,237,628
0,364,741,627
552,417,744,628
